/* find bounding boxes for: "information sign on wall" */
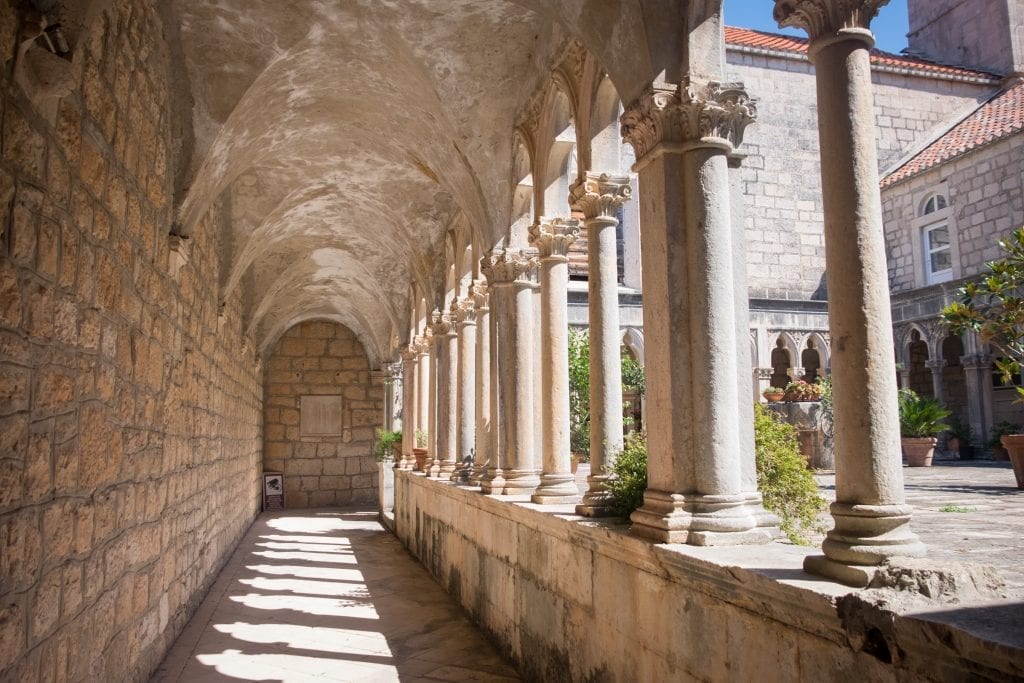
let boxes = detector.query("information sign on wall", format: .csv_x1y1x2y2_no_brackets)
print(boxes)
263,472,285,510
300,395,343,436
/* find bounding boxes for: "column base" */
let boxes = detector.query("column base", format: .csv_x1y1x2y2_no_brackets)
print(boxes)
575,472,616,517
531,473,580,504
818,502,927,565
479,469,506,495
468,464,487,486
451,458,473,483
803,555,886,588
502,469,540,495
628,489,777,545
437,461,457,480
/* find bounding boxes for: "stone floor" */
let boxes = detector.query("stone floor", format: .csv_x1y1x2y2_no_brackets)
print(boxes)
152,510,520,682
815,461,1024,596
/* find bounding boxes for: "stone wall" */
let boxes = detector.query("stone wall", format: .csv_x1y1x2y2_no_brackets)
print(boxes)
394,473,1023,682
0,3,262,681
263,321,381,507
727,49,995,300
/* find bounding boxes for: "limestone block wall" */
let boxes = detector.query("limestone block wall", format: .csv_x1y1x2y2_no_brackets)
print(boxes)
394,473,1022,682
882,134,1024,293
727,49,994,300
263,321,381,507
0,3,262,681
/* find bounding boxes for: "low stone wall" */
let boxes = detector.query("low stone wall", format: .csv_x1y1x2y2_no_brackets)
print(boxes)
394,471,1022,682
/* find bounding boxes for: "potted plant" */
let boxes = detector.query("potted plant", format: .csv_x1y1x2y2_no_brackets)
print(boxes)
413,429,429,471
373,428,402,463
783,380,822,402
762,386,786,403
898,388,952,467
942,227,1024,487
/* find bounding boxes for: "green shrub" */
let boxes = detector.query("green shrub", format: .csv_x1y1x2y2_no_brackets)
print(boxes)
754,404,826,544
568,328,591,459
606,432,647,519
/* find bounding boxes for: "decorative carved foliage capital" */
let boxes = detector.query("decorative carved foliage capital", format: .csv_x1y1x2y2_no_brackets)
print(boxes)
471,279,489,309
454,297,477,325
414,333,431,354
621,81,757,159
773,0,888,42
431,309,454,337
529,217,581,258
480,249,539,285
401,345,418,362
568,173,631,220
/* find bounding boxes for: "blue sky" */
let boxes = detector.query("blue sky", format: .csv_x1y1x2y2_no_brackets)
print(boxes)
724,1,910,54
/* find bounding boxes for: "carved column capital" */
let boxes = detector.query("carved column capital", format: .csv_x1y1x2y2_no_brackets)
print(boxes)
481,248,539,286
621,81,756,162
471,279,489,310
529,217,581,259
568,173,631,221
431,309,454,337
773,0,887,43
414,331,432,355
924,359,946,371
454,296,477,326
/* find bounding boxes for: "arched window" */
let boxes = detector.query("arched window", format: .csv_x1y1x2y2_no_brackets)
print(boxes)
919,191,952,284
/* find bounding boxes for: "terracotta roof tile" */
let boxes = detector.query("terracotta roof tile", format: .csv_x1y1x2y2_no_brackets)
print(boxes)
881,80,1024,187
725,26,999,82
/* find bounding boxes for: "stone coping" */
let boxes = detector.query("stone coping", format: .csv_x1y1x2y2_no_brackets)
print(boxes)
395,470,1024,679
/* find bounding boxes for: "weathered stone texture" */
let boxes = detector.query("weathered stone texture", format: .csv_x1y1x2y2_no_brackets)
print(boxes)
0,2,262,681
263,321,382,508
729,50,994,300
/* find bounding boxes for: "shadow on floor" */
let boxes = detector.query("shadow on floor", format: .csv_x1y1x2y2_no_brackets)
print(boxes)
152,509,520,682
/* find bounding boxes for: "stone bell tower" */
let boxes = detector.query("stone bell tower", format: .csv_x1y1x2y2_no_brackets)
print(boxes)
906,0,1024,76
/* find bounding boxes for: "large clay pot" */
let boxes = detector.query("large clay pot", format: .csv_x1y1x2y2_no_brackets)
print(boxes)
902,437,936,467
763,391,785,403
412,448,429,472
1000,434,1024,489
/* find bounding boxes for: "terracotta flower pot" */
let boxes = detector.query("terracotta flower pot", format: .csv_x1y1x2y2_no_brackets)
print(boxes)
763,392,785,403
902,437,936,467
412,447,429,472
1000,434,1024,489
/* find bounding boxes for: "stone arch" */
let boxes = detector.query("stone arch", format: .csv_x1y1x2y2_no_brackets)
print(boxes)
621,327,645,366
510,128,536,247
539,81,577,221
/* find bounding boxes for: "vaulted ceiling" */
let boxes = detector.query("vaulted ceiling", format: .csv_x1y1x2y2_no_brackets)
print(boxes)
168,0,708,365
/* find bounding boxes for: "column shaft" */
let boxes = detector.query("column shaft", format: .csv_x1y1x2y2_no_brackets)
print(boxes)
532,219,582,504
400,350,418,470
454,298,477,482
570,174,630,516
472,282,492,485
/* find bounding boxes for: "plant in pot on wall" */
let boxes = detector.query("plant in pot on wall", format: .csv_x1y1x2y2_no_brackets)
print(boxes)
898,388,952,467
783,380,822,402
413,429,429,472
373,428,402,463
942,227,1024,487
762,386,786,403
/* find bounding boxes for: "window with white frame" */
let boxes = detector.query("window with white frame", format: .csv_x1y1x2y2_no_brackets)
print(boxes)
919,192,952,284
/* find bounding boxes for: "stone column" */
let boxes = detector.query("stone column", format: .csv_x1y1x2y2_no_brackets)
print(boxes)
480,249,540,495
400,346,418,470
417,331,432,472
621,80,774,544
453,296,477,482
776,0,925,584
925,359,945,402
430,310,458,479
471,281,491,485
530,218,582,504
962,353,994,446
898,366,912,391
569,173,630,516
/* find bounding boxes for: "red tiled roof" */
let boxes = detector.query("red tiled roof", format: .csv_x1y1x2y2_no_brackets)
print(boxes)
881,80,1024,187
724,26,999,82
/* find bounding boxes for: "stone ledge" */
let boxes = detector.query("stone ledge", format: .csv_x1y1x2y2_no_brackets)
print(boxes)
395,471,1023,681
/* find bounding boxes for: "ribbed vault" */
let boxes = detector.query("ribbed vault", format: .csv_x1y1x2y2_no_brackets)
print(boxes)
168,0,703,364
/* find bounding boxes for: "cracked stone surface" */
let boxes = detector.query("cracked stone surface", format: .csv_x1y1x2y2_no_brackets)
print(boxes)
815,461,1024,598
153,510,520,682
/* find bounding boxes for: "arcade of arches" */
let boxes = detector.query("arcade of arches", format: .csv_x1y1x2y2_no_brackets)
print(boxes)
0,1,1017,681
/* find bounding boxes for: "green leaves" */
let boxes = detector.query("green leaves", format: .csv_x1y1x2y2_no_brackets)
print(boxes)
605,432,648,519
897,388,952,438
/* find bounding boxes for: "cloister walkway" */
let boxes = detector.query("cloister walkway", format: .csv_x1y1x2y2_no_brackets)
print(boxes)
152,510,520,682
